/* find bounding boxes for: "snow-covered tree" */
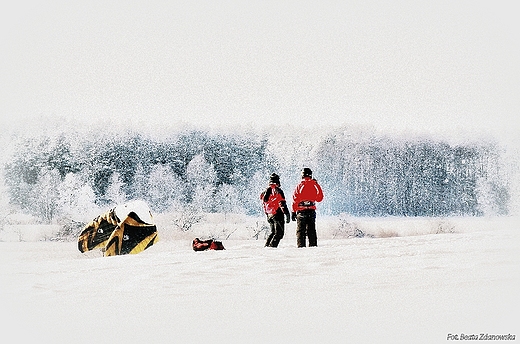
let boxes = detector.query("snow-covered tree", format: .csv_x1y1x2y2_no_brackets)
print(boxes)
104,172,127,206
186,154,216,212
131,164,148,200
146,164,184,212
214,183,245,215
29,169,62,223
0,169,12,230
57,172,98,222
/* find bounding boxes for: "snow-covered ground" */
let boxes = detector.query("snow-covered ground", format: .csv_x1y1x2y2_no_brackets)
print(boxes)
1,217,518,343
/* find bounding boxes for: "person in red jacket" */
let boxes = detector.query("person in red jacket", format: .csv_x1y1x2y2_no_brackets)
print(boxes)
292,168,324,247
260,173,290,247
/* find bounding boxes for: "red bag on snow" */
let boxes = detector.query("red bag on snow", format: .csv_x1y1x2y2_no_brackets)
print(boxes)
192,238,225,251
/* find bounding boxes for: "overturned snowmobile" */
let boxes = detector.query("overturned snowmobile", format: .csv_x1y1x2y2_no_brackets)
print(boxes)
78,200,159,256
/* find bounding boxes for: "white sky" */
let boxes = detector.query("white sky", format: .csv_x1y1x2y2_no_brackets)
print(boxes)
1,1,519,138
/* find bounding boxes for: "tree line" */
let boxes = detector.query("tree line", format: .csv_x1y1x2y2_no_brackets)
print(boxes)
313,130,509,217
2,126,510,224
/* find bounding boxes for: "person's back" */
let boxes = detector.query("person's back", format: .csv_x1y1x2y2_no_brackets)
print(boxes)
261,173,290,247
262,184,286,216
292,177,323,210
292,168,323,247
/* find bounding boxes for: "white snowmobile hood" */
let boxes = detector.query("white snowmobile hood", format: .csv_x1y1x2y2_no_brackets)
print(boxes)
114,199,154,225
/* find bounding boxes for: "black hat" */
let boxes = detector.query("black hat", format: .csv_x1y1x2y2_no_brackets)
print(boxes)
269,173,280,185
301,168,312,177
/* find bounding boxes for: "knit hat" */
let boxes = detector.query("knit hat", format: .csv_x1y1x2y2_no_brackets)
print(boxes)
301,168,312,178
269,173,280,185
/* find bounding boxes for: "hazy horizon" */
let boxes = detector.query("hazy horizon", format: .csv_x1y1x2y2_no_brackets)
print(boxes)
1,1,519,141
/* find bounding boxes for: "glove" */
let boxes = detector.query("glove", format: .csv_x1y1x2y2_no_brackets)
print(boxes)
285,213,290,223
291,212,297,222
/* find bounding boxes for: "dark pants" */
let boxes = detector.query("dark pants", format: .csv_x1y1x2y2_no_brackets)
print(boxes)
265,212,285,247
296,210,317,248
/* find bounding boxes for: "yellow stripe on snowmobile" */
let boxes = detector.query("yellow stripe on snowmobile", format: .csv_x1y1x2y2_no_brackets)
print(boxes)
103,226,124,257
129,233,159,255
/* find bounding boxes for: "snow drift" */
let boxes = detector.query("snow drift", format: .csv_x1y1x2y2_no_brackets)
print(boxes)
1,217,518,343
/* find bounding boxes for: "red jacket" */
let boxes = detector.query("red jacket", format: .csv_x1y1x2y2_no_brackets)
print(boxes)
292,177,324,212
261,185,289,215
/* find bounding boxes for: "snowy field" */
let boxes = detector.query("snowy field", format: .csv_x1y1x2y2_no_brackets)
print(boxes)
1,217,518,344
